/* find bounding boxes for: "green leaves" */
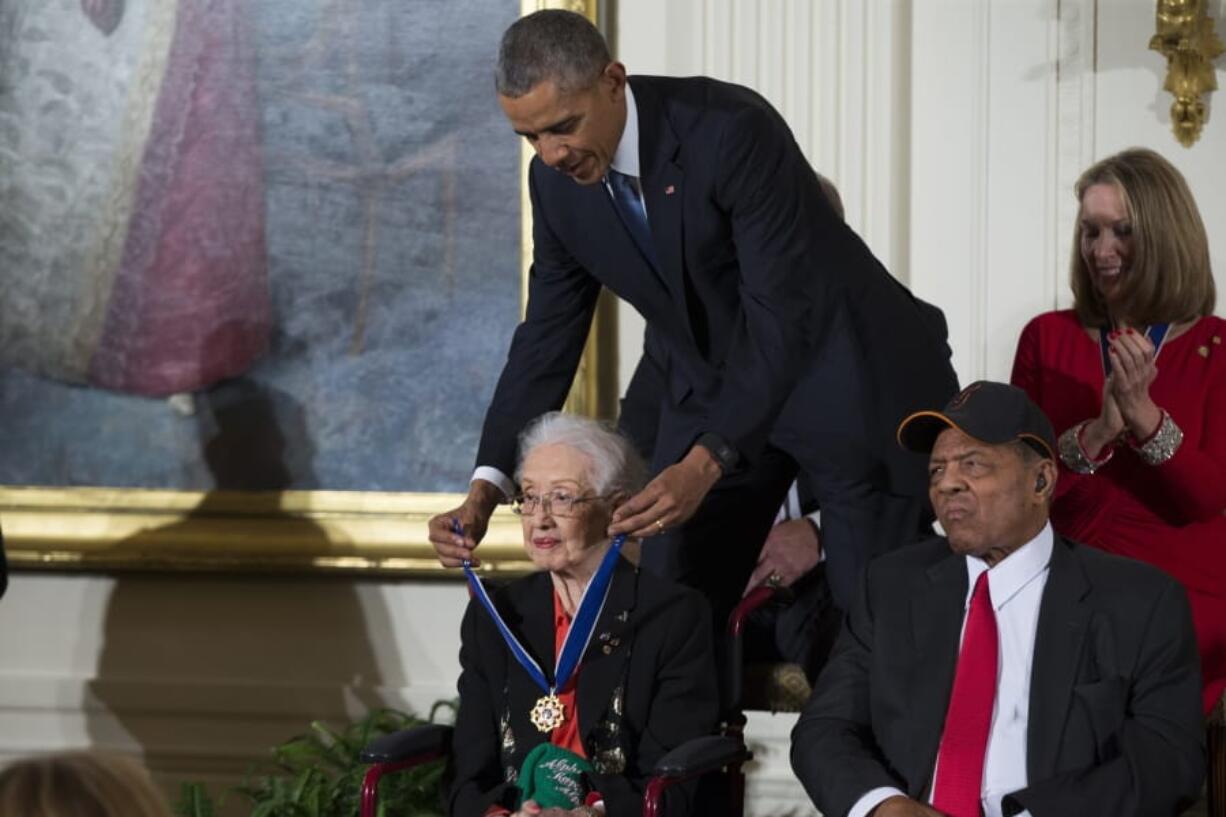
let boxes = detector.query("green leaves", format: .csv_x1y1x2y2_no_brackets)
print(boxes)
174,705,453,817
175,782,215,817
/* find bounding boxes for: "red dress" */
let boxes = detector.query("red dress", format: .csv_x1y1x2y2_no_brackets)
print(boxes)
1012,310,1226,713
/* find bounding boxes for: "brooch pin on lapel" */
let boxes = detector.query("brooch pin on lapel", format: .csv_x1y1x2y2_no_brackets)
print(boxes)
664,185,676,195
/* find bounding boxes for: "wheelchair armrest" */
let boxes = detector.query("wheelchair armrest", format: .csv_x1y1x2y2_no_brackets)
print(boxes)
728,585,794,638
651,735,749,779
724,584,794,711
359,723,453,764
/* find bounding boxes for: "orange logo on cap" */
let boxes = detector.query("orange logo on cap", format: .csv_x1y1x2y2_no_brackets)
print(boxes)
948,382,984,410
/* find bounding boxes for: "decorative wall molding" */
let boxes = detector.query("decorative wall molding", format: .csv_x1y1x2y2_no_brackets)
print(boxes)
0,572,805,815
909,0,994,382
659,0,907,277
0,571,467,792
742,711,820,817
909,0,1076,383
0,643,805,817
1055,0,1098,314
0,674,451,760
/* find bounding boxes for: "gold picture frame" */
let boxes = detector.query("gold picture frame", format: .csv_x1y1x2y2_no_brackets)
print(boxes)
2,0,615,578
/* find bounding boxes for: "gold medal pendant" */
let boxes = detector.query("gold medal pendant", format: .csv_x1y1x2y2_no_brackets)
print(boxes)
530,692,566,733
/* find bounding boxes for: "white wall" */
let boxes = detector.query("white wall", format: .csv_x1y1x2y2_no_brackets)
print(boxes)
909,0,1226,384
618,0,1226,389
0,571,468,810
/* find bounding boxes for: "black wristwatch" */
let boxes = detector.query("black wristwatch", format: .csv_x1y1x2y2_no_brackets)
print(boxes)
695,432,740,474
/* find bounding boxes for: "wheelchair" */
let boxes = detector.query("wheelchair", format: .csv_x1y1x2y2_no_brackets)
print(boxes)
358,584,804,817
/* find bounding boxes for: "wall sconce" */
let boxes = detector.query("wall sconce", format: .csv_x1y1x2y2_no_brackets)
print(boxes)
1149,0,1224,147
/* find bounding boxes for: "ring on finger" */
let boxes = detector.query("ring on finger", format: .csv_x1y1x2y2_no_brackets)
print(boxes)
653,519,665,534
766,571,783,588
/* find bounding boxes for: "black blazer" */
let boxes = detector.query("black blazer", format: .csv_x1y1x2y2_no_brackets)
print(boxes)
791,534,1206,817
450,557,719,817
476,75,957,496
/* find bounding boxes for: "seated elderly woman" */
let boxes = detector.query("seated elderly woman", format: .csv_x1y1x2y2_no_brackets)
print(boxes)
449,412,719,817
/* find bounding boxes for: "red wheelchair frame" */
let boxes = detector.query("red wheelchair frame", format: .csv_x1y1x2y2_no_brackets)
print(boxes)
358,585,783,817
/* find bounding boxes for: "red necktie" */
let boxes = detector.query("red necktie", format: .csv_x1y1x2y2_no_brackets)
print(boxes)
932,570,999,817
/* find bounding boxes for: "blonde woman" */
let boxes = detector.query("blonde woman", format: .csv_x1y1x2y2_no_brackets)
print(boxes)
1011,147,1225,713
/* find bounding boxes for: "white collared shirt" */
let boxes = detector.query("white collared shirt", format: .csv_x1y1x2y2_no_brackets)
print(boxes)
850,523,1053,817
472,83,644,497
609,81,640,178
600,82,648,219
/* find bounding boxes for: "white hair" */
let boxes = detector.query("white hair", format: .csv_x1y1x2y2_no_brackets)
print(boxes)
514,412,648,497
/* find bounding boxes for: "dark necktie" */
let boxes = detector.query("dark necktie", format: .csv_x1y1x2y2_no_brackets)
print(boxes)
606,170,657,267
932,570,999,817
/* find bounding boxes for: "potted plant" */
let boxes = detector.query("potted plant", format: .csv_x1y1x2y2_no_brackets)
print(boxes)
175,703,453,817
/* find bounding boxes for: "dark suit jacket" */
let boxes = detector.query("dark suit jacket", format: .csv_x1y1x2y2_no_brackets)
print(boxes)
791,533,1205,817
476,75,956,497
450,557,719,817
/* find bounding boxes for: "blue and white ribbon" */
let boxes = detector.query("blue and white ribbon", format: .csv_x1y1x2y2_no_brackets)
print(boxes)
457,519,625,697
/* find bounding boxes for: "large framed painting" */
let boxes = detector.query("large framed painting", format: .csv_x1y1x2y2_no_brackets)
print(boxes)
0,0,615,575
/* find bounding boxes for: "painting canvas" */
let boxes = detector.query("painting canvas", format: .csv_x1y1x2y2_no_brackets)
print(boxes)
0,0,525,497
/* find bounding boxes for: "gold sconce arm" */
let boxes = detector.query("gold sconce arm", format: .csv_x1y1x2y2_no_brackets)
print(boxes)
1149,0,1224,147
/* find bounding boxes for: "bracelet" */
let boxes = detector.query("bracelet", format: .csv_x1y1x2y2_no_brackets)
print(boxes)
1128,411,1183,466
1058,420,1115,474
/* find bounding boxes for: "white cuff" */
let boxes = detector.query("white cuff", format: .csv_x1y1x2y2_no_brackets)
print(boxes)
471,467,514,500
804,510,825,563
847,786,906,817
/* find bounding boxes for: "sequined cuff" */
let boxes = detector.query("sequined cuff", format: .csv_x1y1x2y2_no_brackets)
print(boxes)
1058,421,1114,474
1129,411,1183,466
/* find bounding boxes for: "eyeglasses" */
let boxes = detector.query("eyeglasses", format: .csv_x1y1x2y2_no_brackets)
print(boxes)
511,490,608,518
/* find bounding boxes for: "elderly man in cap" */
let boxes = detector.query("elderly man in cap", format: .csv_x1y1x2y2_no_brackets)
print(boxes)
791,381,1205,817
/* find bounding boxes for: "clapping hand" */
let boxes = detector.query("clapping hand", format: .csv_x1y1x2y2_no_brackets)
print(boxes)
1081,376,1125,459
1106,327,1162,437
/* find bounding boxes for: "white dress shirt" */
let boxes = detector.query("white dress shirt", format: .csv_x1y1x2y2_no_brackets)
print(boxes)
470,86,644,497
771,481,826,564
849,523,1054,817
608,81,640,179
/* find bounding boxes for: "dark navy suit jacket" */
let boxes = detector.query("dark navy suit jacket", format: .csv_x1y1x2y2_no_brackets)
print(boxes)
476,75,955,498
792,534,1205,817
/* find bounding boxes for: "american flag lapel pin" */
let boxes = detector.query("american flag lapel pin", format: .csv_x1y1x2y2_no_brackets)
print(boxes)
664,184,676,195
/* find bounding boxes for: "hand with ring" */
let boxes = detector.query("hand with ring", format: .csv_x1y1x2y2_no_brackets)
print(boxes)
744,517,822,595
608,445,723,538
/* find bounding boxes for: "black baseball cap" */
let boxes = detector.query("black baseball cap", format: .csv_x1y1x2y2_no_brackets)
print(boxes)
896,381,1056,459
